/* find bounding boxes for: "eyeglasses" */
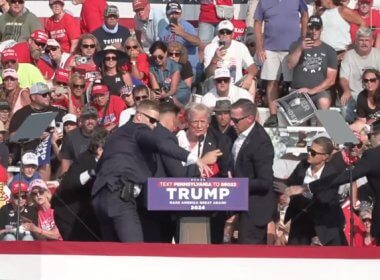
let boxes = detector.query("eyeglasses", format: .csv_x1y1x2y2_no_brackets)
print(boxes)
9,0,24,4
126,45,138,50
82,44,96,49
153,54,164,60
168,52,181,57
231,114,252,124
105,56,117,62
73,84,85,89
31,189,46,197
215,78,230,84
34,41,46,48
4,77,17,81
13,194,27,199
4,60,16,65
134,95,148,101
362,218,372,223
363,78,377,83
219,29,233,35
307,147,326,157
138,111,159,124
45,47,58,54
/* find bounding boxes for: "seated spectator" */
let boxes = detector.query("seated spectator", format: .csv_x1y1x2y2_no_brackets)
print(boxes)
12,151,41,184
38,39,70,80
22,179,62,240
92,5,131,49
123,36,150,85
350,0,380,48
0,49,45,88
119,85,135,108
167,41,193,89
45,0,80,53
340,27,380,123
0,100,11,131
158,1,201,73
0,0,42,42
149,41,191,107
10,29,48,64
50,68,71,112
288,16,338,110
359,202,376,246
67,73,86,117
210,100,237,143
1,69,30,115
93,46,133,96
0,0,9,14
201,67,252,109
119,84,151,126
62,113,78,134
91,83,126,132
0,180,38,241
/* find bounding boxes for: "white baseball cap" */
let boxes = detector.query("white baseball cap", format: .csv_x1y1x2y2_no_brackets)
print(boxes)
214,67,231,79
217,20,234,32
22,152,38,166
62,113,77,125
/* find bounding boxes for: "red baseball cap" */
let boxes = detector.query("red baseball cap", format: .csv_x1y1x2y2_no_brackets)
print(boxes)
10,181,28,195
30,30,49,44
359,0,373,3
54,68,70,84
1,49,18,63
91,84,109,96
132,0,149,11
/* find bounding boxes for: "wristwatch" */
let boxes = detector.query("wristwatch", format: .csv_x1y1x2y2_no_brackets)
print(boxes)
131,61,137,66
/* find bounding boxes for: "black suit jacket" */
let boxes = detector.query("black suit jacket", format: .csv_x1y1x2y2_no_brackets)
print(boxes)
233,123,276,227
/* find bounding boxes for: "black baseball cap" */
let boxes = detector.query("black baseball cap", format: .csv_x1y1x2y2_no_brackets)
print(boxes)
166,1,182,15
308,15,323,29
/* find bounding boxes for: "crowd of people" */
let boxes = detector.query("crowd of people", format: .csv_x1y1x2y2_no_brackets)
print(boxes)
0,0,379,246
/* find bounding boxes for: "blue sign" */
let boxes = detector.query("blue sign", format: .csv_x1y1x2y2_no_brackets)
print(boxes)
148,177,248,211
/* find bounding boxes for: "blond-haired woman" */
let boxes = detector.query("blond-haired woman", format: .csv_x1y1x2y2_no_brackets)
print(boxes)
123,36,150,85
167,41,193,89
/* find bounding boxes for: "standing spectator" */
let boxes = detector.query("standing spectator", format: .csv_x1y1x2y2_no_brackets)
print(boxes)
340,27,380,123
133,0,166,53
123,36,150,86
45,0,80,53
230,99,275,244
246,0,259,29
1,68,30,115
91,83,126,132
288,16,338,110
198,0,233,44
158,1,201,73
72,0,106,34
10,29,48,64
92,5,131,50
167,41,193,89
38,39,70,80
254,0,308,127
0,0,41,42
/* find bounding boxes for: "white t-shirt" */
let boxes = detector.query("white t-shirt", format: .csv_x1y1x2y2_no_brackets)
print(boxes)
204,40,254,83
118,107,136,127
201,84,253,108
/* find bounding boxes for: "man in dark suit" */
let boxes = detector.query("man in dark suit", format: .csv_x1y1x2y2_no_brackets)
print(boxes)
91,100,215,242
230,99,275,244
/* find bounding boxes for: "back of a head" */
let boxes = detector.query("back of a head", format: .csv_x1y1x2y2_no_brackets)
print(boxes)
136,99,159,112
159,102,180,116
230,99,257,116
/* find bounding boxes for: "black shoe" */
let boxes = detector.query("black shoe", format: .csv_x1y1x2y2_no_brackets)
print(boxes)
264,115,278,127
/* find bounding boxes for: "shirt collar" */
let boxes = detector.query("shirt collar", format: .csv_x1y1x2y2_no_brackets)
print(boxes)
239,122,255,138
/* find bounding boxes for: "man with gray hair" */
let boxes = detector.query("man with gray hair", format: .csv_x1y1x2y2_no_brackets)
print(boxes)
340,27,380,123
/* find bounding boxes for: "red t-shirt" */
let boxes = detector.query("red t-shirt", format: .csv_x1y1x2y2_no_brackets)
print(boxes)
45,13,81,53
122,53,150,85
199,0,233,23
350,9,380,45
37,58,55,80
80,0,107,34
93,95,126,127
38,208,63,240
11,42,33,64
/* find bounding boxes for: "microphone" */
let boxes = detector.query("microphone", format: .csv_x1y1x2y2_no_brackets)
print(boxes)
197,135,205,158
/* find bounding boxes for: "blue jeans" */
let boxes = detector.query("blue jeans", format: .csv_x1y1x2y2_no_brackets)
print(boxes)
341,98,357,124
198,22,218,44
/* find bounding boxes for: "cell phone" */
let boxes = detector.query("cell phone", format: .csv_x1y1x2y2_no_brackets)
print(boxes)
218,40,226,49
306,31,313,40
55,122,63,134
55,86,69,96
170,17,178,26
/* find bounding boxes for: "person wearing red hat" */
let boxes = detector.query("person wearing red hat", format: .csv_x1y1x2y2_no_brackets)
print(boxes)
0,0,42,42
50,68,71,111
91,83,126,132
45,0,80,53
72,0,106,34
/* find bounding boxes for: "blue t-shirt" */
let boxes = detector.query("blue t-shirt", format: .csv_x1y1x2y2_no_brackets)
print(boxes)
12,172,41,185
254,0,307,51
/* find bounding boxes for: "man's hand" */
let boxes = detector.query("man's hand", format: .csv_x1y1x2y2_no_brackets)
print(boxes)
273,180,287,194
285,185,305,196
196,159,213,177
340,91,352,106
297,87,315,95
256,47,266,64
301,37,314,50
170,23,185,37
201,149,223,165
239,74,254,90
214,46,227,61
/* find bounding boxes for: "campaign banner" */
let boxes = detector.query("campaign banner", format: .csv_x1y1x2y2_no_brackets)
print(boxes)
148,177,248,211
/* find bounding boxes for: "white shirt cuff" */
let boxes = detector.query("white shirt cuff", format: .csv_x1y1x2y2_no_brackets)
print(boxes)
185,153,198,166
79,171,91,186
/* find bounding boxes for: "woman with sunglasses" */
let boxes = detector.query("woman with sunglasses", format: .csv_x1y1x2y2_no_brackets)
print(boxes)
93,45,133,96
149,41,191,107
22,179,62,240
67,72,86,117
351,69,380,132
123,36,150,86
167,41,193,89
285,136,348,246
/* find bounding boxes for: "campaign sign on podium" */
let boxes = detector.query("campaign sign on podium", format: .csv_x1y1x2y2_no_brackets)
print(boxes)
147,178,248,211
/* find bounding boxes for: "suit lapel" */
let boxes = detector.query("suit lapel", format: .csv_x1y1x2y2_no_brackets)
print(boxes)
202,132,217,155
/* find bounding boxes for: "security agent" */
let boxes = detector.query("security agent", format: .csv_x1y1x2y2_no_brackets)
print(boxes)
91,100,215,242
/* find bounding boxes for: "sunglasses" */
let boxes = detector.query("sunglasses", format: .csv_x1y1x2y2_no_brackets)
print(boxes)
73,84,85,89
168,52,181,57
219,29,233,35
134,95,148,101
45,47,58,54
231,114,252,124
362,218,372,223
307,147,326,157
363,78,377,83
31,189,46,197
34,41,46,48
104,56,117,62
82,44,96,49
4,77,17,81
10,0,24,4
126,45,138,50
138,111,159,124
40,92,51,98
13,194,27,199
4,60,16,65
153,54,164,60
215,78,230,84
308,26,321,31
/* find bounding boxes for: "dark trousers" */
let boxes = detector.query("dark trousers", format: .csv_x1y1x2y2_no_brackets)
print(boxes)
238,212,268,244
92,187,143,242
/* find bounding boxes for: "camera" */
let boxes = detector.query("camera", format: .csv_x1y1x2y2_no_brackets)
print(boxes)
75,55,90,65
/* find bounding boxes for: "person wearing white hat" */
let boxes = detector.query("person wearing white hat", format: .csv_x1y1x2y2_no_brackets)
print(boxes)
201,67,253,109
204,20,258,95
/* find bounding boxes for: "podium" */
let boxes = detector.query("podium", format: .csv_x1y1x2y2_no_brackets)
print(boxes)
179,217,211,244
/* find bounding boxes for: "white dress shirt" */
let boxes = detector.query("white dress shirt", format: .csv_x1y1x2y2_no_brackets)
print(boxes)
303,164,325,199
232,122,255,164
